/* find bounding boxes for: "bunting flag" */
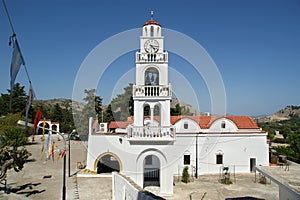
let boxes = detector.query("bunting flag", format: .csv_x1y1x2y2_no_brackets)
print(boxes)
41,120,46,141
59,149,67,159
32,107,42,142
51,141,55,162
48,141,61,162
42,129,51,160
25,84,35,132
9,39,25,111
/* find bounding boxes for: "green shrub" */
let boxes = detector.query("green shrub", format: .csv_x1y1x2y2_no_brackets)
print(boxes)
181,166,190,183
0,127,28,148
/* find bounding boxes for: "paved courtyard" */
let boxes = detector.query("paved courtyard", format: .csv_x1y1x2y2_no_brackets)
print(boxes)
0,136,279,200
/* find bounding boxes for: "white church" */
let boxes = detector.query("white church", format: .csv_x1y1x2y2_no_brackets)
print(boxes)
85,17,269,195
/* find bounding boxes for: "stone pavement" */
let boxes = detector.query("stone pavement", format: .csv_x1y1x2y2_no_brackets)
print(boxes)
1,135,279,200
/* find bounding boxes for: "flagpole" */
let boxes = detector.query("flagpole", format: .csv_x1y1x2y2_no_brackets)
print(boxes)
2,0,16,35
3,0,34,114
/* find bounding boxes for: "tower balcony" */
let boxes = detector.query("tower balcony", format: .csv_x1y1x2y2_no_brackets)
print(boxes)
127,125,175,141
136,52,168,63
133,85,172,97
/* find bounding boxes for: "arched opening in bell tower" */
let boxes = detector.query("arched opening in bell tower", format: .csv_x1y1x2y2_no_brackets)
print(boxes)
150,26,154,37
143,103,161,126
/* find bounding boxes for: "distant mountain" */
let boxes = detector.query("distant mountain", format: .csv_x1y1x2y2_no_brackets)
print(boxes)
171,98,207,116
33,98,204,116
257,105,300,123
33,98,84,112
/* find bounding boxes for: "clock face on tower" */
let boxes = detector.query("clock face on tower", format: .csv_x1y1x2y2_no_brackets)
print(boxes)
144,39,159,53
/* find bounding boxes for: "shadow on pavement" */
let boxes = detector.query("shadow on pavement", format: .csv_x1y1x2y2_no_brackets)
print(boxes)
4,182,46,197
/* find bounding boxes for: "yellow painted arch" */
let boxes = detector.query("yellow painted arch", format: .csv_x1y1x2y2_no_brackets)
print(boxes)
93,152,123,172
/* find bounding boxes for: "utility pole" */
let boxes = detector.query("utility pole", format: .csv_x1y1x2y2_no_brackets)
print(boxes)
195,132,198,178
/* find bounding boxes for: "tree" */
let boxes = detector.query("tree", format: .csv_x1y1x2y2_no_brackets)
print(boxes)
74,89,102,134
171,104,182,116
0,83,28,116
0,113,30,182
288,130,300,159
0,146,30,182
102,104,114,123
110,84,133,121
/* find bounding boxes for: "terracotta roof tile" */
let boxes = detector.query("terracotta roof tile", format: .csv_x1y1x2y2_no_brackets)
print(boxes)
109,121,130,129
143,20,161,26
107,116,259,130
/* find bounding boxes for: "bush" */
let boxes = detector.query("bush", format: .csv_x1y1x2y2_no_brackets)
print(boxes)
273,138,286,143
181,166,190,183
0,127,28,148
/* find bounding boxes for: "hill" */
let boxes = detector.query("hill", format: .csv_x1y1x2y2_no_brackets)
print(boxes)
34,98,204,116
33,98,84,112
258,105,300,123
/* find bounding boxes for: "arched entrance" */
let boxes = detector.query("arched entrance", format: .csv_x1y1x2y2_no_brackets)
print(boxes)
94,152,122,174
143,155,160,187
37,122,50,135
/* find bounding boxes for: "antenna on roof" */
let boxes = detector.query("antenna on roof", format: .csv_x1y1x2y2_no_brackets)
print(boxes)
150,10,154,20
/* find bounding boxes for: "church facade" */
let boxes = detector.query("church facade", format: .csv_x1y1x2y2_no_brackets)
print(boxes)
85,18,269,195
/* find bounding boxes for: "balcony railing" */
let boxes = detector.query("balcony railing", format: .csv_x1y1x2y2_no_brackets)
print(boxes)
133,85,172,97
136,52,168,63
127,125,175,141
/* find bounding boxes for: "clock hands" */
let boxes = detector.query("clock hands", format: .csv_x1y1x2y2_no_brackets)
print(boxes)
150,44,158,52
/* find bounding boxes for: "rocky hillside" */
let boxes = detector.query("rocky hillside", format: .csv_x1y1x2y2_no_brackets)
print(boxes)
34,98,203,116
33,98,84,112
171,98,206,116
258,105,300,123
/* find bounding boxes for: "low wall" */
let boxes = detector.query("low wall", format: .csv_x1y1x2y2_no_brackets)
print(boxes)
112,172,165,200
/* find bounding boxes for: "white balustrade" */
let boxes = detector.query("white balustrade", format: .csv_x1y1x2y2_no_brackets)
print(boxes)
127,125,175,140
136,52,168,63
133,85,171,97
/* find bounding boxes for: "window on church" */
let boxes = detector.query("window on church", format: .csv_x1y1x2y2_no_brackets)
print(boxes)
145,155,152,165
145,67,159,86
184,155,190,165
221,121,226,129
184,122,188,129
216,154,223,164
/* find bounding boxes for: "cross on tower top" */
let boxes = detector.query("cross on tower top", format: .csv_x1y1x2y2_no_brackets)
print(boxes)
150,10,154,20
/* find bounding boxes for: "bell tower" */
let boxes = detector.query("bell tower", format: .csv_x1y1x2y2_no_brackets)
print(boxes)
130,13,173,140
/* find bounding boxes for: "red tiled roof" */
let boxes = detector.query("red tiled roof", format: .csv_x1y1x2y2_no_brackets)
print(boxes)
109,116,259,129
225,116,259,129
171,116,259,129
143,20,160,26
109,121,130,129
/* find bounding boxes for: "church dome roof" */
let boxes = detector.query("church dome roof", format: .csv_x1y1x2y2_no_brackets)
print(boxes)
143,19,161,27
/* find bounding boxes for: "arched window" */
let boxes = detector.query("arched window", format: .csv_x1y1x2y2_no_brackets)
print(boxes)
144,104,150,117
221,121,226,129
145,67,159,86
184,122,188,129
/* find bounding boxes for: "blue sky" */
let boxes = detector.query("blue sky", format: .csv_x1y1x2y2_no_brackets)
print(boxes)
0,0,299,116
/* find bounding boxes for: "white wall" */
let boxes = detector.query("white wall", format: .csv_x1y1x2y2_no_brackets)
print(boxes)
86,131,268,194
